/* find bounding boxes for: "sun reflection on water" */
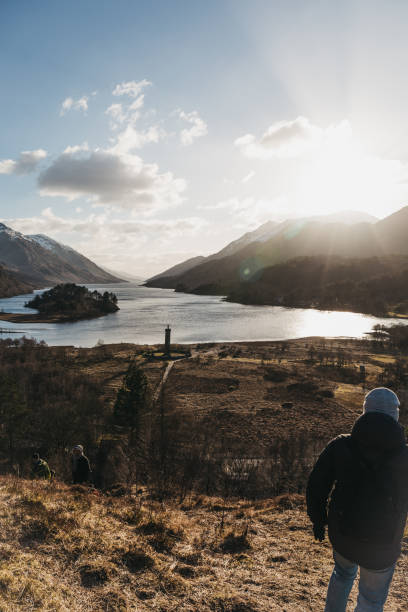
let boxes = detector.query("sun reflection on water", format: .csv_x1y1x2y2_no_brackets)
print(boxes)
293,308,377,339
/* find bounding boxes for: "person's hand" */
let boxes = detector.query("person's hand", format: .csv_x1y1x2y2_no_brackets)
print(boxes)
313,523,325,541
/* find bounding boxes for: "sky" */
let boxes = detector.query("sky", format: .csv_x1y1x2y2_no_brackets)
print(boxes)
2,0,408,277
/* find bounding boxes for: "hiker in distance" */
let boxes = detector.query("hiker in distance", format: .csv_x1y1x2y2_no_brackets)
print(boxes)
71,444,91,484
307,387,408,611
31,453,51,480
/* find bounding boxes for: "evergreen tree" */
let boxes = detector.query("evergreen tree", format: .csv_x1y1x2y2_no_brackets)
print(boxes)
0,375,30,468
113,362,149,433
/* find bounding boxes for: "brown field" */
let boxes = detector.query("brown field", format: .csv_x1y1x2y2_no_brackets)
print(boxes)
0,477,406,611
1,336,406,609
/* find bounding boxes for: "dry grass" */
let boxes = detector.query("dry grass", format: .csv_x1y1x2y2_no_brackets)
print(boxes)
0,477,406,611
0,337,405,609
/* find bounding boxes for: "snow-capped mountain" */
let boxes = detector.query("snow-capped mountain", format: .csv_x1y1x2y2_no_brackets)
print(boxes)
0,223,122,287
27,234,76,253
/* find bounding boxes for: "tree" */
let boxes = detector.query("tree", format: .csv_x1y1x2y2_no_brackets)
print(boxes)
0,375,30,469
113,362,149,434
113,362,151,484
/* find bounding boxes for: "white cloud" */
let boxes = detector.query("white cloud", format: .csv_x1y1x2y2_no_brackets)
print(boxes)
0,149,47,175
0,159,15,174
235,116,323,159
8,208,207,276
63,142,89,155
201,196,276,228
110,125,164,155
41,78,176,215
242,170,255,184
60,96,89,116
179,110,208,146
235,116,408,218
37,147,185,213
9,208,207,240
106,91,150,131
112,79,152,98
105,103,127,124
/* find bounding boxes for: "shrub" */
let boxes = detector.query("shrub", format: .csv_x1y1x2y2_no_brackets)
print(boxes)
122,549,155,573
220,529,250,554
79,563,110,587
263,366,288,383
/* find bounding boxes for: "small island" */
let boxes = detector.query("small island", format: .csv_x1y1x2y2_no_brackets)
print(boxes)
0,283,119,323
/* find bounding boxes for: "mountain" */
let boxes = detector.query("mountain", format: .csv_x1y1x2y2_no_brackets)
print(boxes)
227,254,408,316
148,256,206,282
101,266,143,282
145,207,408,296
0,223,123,290
0,264,35,298
147,211,378,285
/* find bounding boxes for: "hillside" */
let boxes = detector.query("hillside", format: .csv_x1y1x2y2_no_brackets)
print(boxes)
145,207,408,300
1,334,407,495
148,255,206,282
147,211,378,286
0,223,122,290
0,479,406,611
0,265,35,298
0,336,407,609
226,255,408,317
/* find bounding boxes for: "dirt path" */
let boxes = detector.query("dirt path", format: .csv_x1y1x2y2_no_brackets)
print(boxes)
153,360,176,403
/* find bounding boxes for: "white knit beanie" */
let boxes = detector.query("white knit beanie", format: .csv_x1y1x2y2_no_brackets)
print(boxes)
363,387,400,422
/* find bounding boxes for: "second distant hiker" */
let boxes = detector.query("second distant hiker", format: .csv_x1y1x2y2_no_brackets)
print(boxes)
71,444,91,485
31,453,51,480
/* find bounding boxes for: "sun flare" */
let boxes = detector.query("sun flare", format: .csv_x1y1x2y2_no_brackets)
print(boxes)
296,125,406,218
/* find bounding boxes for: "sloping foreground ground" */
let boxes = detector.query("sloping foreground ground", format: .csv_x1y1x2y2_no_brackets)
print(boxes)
0,477,406,611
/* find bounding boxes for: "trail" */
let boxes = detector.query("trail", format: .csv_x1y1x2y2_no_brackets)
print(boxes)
153,360,176,403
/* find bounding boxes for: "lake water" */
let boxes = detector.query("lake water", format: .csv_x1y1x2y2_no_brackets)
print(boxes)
0,282,404,347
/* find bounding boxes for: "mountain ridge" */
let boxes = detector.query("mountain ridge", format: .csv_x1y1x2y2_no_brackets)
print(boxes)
145,207,408,297
0,223,123,296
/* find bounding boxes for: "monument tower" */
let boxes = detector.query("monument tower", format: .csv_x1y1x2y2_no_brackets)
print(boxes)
165,324,171,355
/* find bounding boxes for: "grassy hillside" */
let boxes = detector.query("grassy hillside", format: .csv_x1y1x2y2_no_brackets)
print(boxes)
0,265,34,298
226,255,408,317
0,334,407,608
0,333,406,495
0,478,407,611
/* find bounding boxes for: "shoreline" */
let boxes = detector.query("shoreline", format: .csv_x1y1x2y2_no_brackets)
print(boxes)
0,336,370,350
0,311,110,324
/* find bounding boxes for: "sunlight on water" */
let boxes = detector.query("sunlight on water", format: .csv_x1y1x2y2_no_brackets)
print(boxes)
292,308,381,339
0,283,405,347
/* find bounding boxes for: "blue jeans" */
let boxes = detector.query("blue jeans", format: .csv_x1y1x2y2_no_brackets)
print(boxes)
324,550,395,611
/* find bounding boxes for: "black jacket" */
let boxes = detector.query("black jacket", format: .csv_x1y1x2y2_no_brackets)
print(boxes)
307,412,408,569
72,454,91,484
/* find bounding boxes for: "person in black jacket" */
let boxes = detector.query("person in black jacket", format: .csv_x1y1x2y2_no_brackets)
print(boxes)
307,387,408,611
71,444,91,485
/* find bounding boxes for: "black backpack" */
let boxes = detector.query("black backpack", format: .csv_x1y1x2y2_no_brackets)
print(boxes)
334,440,402,544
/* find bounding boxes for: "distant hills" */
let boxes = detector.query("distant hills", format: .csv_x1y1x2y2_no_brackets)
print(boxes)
0,223,122,297
147,210,381,288
227,255,408,317
0,264,35,299
146,207,408,316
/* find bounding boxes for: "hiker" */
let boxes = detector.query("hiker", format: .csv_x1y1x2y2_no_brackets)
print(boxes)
307,387,408,611
31,453,51,480
71,444,91,484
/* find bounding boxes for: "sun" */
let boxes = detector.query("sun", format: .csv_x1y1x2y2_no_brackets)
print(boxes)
295,126,405,218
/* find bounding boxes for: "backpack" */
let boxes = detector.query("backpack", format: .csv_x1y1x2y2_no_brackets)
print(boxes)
334,440,402,544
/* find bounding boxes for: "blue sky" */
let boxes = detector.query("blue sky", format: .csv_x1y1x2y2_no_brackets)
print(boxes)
2,1,408,276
